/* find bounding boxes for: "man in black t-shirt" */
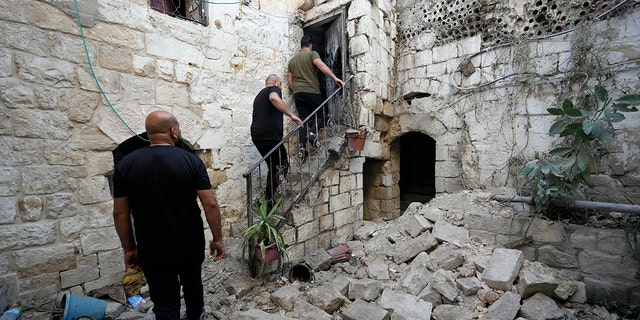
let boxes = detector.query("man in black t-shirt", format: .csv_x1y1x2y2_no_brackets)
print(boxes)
113,110,225,320
251,74,303,207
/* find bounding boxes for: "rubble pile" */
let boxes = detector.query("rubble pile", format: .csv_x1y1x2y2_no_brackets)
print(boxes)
104,192,629,319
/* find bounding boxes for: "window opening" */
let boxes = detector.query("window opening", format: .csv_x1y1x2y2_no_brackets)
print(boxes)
150,0,208,25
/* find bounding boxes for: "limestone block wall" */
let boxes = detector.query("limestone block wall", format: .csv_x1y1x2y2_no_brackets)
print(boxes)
0,0,304,305
393,0,640,203
465,207,640,304
283,154,365,263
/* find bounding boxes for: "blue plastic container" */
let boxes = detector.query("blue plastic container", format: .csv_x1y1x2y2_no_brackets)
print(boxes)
61,291,106,320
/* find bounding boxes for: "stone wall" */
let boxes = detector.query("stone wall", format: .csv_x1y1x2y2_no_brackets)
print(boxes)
465,204,640,304
0,0,309,305
392,0,640,203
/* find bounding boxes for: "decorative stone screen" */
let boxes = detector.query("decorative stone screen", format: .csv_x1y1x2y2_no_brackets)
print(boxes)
399,0,638,48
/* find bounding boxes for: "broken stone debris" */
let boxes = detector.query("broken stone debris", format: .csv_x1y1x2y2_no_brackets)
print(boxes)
62,192,624,320
222,197,603,320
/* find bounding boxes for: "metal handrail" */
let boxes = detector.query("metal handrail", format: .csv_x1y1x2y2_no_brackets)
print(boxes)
243,75,354,227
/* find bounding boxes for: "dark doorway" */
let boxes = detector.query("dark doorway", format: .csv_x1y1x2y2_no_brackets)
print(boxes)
302,10,347,120
400,132,436,210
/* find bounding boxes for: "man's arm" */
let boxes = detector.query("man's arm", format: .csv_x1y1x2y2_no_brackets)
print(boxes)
269,92,304,127
313,58,345,88
287,72,294,91
113,197,140,271
197,189,225,261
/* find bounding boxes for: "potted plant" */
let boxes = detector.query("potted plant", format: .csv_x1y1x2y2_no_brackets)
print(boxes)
241,196,288,275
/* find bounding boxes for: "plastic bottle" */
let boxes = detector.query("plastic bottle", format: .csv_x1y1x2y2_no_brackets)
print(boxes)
0,307,21,320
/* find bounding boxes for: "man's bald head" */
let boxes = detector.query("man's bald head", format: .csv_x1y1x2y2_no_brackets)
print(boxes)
145,110,180,145
265,74,281,86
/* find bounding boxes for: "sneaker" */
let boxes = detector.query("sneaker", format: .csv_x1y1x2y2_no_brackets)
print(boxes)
309,133,321,149
297,146,308,163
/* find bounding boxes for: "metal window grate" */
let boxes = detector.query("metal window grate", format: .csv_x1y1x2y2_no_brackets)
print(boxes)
150,0,208,25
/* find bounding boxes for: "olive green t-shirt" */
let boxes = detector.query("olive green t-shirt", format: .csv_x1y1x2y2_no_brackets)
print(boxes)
288,50,321,94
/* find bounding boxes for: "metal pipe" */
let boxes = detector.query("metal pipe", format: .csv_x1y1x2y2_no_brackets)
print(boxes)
492,194,640,214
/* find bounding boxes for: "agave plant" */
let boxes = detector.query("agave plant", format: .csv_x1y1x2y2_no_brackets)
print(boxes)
241,196,288,264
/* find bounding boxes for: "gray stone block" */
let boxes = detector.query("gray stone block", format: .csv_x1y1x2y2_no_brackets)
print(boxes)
455,277,482,296
342,299,390,320
431,269,459,302
519,292,564,320
307,284,347,314
428,244,464,271
378,289,433,320
482,248,523,291
418,285,442,308
229,309,295,320
432,220,469,244
403,214,432,238
304,248,333,272
483,291,521,320
516,261,558,299
271,284,300,311
391,232,438,264
348,278,383,301
292,299,332,320
431,304,473,320
432,304,474,320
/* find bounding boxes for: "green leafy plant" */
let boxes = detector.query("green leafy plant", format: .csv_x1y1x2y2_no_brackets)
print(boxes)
520,85,640,212
241,196,288,265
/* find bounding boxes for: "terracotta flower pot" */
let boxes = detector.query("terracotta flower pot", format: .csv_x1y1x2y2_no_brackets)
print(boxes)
346,129,367,151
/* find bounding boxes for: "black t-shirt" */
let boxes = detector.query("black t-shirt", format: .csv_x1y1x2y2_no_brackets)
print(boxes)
113,146,212,265
250,86,284,141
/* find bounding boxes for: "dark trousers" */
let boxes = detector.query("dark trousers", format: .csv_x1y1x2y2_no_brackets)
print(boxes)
294,92,324,146
253,139,289,204
142,257,204,320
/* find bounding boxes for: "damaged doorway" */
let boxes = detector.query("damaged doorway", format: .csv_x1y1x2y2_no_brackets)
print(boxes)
400,132,436,210
302,9,347,121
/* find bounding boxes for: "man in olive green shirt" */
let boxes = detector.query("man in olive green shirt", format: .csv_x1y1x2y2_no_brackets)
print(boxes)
288,35,345,161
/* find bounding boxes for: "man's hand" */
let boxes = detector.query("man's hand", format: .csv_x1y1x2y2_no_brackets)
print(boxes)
291,115,304,128
335,78,345,88
124,249,141,271
210,240,226,261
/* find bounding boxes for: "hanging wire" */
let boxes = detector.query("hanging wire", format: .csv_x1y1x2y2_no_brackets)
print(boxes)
73,0,149,142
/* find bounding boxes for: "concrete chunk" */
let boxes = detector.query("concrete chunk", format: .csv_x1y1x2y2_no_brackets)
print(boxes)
304,248,333,271
270,284,300,311
400,252,432,295
342,299,390,320
378,289,433,320
229,309,295,319
456,277,482,296
307,283,347,314
292,299,332,320
402,214,432,237
391,232,438,264
348,278,384,301
516,261,559,299
483,291,521,320
519,292,564,320
418,285,442,307
482,248,524,291
431,269,459,302
432,304,474,320
432,220,470,244
428,244,464,271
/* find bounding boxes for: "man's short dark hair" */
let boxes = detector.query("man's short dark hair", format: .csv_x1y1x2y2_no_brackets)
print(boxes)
300,35,312,47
